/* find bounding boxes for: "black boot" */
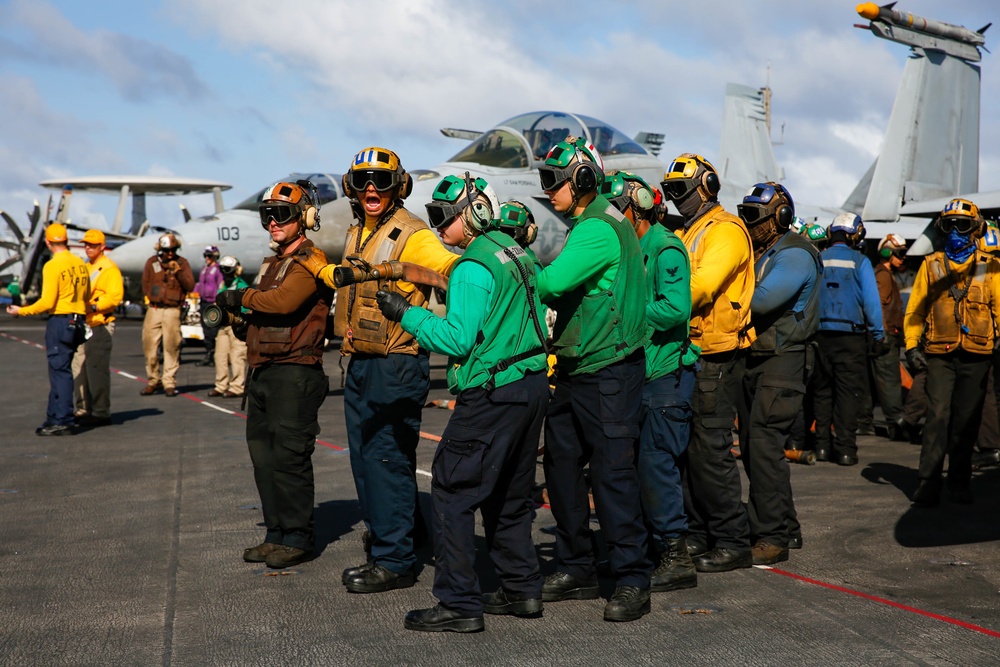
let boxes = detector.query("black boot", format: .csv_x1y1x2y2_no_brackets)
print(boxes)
196,351,214,367
651,537,698,593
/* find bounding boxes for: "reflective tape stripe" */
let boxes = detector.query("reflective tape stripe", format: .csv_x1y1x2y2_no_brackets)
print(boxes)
822,258,857,270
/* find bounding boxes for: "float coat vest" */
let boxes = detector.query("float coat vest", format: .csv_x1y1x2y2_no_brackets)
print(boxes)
751,232,822,355
549,197,650,375
680,205,756,353
818,244,871,333
922,250,997,355
246,239,331,368
447,231,546,393
333,207,429,356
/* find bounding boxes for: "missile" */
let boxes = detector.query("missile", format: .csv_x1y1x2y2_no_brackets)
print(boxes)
857,3,986,45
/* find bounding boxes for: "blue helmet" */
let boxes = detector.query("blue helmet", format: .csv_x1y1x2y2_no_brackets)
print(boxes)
829,212,866,247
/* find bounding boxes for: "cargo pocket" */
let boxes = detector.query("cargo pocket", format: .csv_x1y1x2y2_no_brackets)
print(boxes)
432,425,494,497
598,379,639,439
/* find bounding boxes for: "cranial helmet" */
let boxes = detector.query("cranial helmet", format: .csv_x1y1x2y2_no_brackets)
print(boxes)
538,136,604,217
259,180,319,233
801,222,829,246
497,200,538,247
599,170,656,227
425,172,500,248
343,146,412,201
219,255,241,275
156,233,181,252
738,182,795,251
878,233,907,258
936,198,984,237
204,245,221,258
828,212,866,248
661,153,720,204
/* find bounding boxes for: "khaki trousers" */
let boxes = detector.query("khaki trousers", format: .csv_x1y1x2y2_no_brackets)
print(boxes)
72,321,115,418
142,306,182,389
214,325,247,394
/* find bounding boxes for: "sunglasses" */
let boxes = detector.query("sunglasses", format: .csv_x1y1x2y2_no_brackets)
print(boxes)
258,204,299,228
539,166,573,192
348,169,396,192
660,179,697,201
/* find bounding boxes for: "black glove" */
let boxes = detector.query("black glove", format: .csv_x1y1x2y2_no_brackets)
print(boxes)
905,347,927,373
216,288,246,313
376,289,410,322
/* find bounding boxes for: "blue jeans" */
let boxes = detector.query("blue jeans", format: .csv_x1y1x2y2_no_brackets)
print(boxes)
638,366,695,547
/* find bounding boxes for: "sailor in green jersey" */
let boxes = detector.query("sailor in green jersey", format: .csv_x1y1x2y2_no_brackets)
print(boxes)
376,174,548,633
601,171,700,593
534,137,653,623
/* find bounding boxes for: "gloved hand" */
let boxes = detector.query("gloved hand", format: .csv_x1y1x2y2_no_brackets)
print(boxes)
376,289,410,322
164,260,180,274
216,288,247,313
294,246,328,278
905,347,927,373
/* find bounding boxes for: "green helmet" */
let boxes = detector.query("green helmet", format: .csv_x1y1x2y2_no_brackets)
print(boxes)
425,172,500,247
599,170,656,218
498,200,537,247
801,222,829,244
538,135,605,194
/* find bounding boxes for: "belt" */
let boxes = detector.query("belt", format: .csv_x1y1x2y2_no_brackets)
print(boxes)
149,303,181,308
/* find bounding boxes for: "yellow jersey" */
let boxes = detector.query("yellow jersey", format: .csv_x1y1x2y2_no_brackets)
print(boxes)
85,253,124,327
19,249,88,316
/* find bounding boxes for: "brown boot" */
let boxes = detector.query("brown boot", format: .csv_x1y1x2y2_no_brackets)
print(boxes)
751,540,789,565
139,383,161,396
651,536,698,592
242,541,282,563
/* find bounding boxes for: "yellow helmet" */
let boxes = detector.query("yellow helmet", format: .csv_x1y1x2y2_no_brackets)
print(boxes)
937,198,983,236
661,153,720,202
343,146,412,199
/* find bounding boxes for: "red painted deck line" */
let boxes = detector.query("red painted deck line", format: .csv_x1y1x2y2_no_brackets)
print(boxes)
760,565,1000,639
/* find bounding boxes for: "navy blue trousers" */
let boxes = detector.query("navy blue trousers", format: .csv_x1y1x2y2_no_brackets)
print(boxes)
432,371,548,614
345,352,429,574
44,315,80,427
543,350,652,588
638,365,695,548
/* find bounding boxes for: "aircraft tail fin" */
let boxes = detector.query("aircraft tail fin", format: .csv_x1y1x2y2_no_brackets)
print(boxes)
717,83,782,196
854,9,983,221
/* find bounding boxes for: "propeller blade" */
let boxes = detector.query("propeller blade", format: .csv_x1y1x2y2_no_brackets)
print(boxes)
0,240,20,251
1,210,25,243
0,254,23,274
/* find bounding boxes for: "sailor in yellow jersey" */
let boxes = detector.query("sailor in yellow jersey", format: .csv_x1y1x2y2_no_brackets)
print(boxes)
296,147,459,593
72,229,124,427
7,223,89,436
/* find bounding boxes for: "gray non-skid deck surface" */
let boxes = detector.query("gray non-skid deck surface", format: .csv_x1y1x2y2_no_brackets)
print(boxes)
1,316,998,666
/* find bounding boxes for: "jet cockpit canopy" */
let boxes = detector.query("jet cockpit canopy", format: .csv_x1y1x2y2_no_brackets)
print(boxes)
447,111,648,169
232,173,342,212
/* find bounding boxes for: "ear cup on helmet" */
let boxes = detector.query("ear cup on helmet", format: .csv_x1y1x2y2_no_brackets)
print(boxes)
702,170,720,197
341,174,351,198
776,205,793,230
398,172,413,199
524,223,538,246
468,197,493,231
303,205,317,231
633,184,655,211
573,163,598,194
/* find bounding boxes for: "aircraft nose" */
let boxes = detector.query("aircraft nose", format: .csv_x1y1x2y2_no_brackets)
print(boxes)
107,235,154,276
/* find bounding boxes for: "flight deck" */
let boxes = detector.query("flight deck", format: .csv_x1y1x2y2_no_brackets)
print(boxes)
0,316,998,665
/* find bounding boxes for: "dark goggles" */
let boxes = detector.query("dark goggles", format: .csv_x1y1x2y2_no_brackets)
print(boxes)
660,178,698,201
348,169,397,192
258,204,300,228
737,203,772,226
538,166,573,192
938,215,980,235
425,196,471,229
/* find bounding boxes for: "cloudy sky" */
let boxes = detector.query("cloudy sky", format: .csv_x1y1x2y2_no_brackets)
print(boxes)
1,0,997,231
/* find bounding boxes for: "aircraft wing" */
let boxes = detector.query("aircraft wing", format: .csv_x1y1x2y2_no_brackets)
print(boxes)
898,190,1000,220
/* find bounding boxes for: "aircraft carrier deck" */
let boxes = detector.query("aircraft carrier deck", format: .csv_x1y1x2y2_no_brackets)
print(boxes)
1,316,998,666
